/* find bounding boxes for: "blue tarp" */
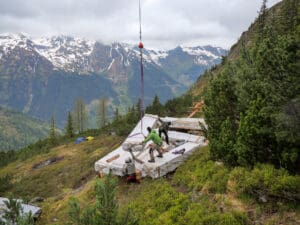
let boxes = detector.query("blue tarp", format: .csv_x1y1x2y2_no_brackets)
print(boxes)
75,137,86,144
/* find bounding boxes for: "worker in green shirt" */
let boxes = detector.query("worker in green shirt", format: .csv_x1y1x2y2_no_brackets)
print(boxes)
142,127,163,163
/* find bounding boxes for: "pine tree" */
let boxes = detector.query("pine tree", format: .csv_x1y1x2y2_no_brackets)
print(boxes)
73,98,87,133
65,111,74,138
2,196,21,225
235,96,276,166
203,65,238,163
49,115,57,146
0,196,35,225
99,97,107,128
114,107,120,122
280,0,299,32
257,0,268,39
146,95,164,116
67,173,138,225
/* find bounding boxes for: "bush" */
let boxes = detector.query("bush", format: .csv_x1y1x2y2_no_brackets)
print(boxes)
0,174,12,195
173,147,230,193
130,181,250,225
129,181,190,225
229,164,300,201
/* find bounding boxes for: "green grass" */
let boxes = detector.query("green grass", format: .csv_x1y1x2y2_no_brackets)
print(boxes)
1,138,299,225
172,146,230,193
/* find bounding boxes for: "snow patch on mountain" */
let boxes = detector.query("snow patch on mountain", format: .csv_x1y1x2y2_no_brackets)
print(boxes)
34,36,95,71
0,33,227,73
146,50,168,65
182,46,218,59
0,33,31,57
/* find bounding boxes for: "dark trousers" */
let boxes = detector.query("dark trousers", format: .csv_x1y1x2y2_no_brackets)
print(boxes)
149,143,163,161
159,128,169,145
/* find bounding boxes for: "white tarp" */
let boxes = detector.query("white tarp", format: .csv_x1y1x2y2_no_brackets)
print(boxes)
94,114,207,178
0,197,41,220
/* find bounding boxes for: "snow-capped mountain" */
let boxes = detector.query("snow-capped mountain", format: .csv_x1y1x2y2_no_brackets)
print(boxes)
0,33,227,126
0,33,226,79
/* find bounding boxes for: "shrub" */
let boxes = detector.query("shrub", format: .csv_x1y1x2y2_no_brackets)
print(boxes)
173,147,230,193
0,174,12,195
229,164,300,201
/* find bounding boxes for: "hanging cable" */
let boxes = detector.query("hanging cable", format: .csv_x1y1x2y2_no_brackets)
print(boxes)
138,0,145,135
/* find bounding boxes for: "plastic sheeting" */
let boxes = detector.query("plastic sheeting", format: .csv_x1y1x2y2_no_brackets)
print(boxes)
0,197,41,220
94,114,207,179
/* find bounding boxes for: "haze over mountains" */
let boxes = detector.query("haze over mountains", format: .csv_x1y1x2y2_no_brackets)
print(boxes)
0,33,227,127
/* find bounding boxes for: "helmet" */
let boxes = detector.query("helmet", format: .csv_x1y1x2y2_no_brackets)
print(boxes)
125,157,132,163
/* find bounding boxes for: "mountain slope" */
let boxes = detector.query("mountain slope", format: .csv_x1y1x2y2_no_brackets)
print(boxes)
0,106,49,151
0,134,298,225
192,0,299,171
0,34,226,126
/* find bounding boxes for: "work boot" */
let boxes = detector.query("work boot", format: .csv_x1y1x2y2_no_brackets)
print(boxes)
148,159,155,163
157,153,163,158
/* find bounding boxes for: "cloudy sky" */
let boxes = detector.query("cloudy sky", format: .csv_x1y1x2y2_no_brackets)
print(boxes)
0,0,281,49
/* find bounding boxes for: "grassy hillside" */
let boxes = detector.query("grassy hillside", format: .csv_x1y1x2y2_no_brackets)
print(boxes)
0,136,299,225
0,106,49,151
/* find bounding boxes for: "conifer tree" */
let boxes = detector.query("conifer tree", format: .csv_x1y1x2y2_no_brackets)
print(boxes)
0,196,35,225
2,196,21,225
74,98,87,133
65,111,74,138
99,97,107,128
68,173,137,225
49,115,57,146
114,107,120,122
257,0,268,39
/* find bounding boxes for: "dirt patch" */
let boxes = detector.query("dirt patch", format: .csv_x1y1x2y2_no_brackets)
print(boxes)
32,156,64,170
72,170,96,190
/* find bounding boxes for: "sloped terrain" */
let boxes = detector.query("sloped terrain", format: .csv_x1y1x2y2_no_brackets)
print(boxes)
0,137,298,225
0,106,49,151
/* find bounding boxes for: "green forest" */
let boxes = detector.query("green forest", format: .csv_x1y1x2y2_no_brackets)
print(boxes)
203,0,299,173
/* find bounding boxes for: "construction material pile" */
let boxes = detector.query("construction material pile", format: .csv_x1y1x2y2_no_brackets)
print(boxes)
94,114,207,178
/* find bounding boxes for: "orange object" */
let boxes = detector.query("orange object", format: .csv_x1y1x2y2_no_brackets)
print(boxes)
106,154,120,163
136,170,142,181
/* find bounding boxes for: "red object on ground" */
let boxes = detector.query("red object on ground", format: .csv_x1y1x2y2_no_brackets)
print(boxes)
126,175,137,183
138,42,144,49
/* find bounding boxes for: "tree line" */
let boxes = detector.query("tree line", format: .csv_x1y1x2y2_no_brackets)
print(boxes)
203,0,299,172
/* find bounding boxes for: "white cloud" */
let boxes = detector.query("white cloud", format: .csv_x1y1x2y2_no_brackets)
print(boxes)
0,0,282,49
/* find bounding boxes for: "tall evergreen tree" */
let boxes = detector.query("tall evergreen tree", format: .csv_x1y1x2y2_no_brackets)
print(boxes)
146,95,165,116
73,98,87,133
65,111,74,138
257,0,268,39
203,65,238,163
114,107,120,122
49,115,57,146
99,97,107,128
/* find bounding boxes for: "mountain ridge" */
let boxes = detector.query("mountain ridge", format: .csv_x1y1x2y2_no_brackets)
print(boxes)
0,33,226,126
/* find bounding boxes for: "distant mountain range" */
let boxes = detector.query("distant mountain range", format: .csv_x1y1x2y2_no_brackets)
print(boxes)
0,33,227,126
